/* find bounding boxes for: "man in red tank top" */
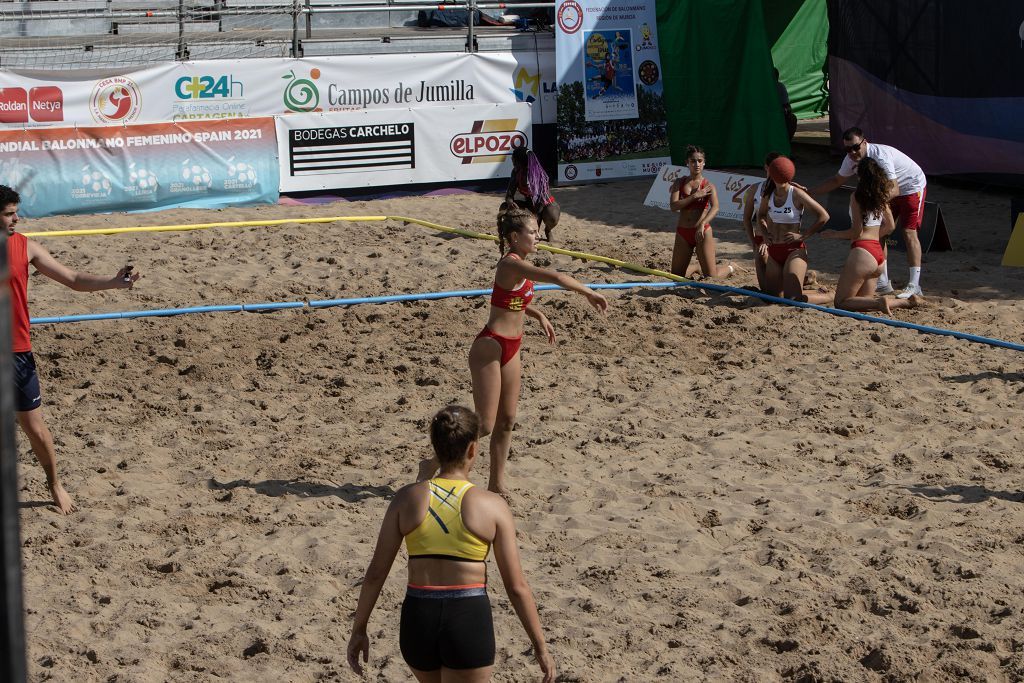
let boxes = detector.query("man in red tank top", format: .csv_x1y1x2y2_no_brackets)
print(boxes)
2,185,140,515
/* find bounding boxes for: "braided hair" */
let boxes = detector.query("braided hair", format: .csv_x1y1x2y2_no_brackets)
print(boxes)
497,204,536,255
430,405,481,466
512,147,550,210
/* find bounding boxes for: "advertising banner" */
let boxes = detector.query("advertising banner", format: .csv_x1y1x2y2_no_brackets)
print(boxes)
0,118,278,218
275,103,532,192
555,0,670,183
0,52,556,129
644,165,765,222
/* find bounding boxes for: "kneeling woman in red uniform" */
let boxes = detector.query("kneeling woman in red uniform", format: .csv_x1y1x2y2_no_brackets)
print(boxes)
472,206,606,493
504,147,560,242
823,157,923,313
755,157,832,303
348,406,555,682
669,145,734,280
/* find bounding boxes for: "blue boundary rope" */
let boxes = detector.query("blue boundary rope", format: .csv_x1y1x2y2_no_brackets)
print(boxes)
29,280,1024,353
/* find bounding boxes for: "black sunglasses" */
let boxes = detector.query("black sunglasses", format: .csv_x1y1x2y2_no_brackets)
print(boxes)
844,140,863,153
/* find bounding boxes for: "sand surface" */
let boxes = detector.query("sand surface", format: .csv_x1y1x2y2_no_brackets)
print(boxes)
15,146,1024,682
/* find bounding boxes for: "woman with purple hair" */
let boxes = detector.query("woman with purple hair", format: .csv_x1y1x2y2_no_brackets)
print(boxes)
503,147,560,241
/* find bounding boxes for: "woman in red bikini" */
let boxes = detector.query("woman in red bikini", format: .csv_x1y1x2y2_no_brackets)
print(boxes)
421,206,607,493
472,206,606,493
755,156,832,303
823,157,923,313
669,145,734,280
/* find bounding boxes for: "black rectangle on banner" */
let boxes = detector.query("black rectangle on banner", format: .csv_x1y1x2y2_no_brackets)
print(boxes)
288,123,415,176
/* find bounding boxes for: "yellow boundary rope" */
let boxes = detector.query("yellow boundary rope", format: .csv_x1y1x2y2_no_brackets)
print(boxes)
24,214,691,283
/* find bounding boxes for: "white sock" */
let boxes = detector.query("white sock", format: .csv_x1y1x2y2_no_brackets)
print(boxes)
878,262,890,286
908,267,921,288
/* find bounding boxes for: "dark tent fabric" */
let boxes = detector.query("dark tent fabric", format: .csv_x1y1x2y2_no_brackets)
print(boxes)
764,0,829,119
656,0,791,166
827,0,1024,181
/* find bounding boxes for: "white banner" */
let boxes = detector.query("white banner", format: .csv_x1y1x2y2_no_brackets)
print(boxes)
555,0,670,184
276,103,533,192
0,52,556,129
644,165,766,222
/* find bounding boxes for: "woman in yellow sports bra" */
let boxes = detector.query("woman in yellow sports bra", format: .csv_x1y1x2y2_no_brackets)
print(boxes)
347,405,555,682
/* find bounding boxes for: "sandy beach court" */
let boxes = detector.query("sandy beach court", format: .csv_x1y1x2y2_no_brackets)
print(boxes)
15,149,1024,681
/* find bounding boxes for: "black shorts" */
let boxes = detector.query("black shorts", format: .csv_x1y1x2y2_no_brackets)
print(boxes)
13,352,42,412
400,587,495,671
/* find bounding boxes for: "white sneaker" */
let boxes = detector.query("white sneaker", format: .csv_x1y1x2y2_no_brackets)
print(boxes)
896,284,922,299
876,282,895,295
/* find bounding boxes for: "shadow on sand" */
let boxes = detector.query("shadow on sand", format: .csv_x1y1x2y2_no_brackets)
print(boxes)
209,477,394,502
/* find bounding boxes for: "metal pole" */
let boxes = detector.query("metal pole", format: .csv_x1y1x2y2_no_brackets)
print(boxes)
466,0,476,52
292,0,301,57
176,0,187,60
0,229,27,683
305,0,312,39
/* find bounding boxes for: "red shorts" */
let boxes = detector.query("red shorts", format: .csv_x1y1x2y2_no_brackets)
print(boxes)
676,223,710,247
851,239,885,266
889,187,926,231
766,241,806,266
476,326,522,366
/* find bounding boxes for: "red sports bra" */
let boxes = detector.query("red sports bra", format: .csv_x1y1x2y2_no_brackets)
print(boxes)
490,254,534,312
683,178,710,213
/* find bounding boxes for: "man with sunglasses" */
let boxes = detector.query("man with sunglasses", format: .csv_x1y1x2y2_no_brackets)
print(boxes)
809,127,927,299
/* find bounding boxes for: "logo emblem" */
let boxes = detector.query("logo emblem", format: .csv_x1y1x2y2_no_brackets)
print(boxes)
30,86,63,122
283,69,321,113
90,77,142,124
557,0,583,34
127,163,158,197
450,119,527,164
0,86,64,124
637,23,656,51
638,60,660,86
0,88,28,124
511,67,541,103
564,165,578,180
175,75,244,100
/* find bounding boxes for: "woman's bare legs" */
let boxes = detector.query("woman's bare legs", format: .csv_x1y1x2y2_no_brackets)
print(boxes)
764,256,785,297
671,233,695,278
470,338,521,494
753,249,768,291
694,229,734,279
784,253,832,304
410,666,495,682
539,203,560,242
488,355,521,495
835,249,888,312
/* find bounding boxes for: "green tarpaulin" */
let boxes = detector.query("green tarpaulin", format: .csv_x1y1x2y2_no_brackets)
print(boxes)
656,0,791,166
765,0,829,119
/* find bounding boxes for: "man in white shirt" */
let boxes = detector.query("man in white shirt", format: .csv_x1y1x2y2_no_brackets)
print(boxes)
809,126,927,298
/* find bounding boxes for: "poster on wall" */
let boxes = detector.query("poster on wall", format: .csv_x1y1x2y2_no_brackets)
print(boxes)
0,118,278,218
555,0,669,184
582,29,637,121
275,103,532,192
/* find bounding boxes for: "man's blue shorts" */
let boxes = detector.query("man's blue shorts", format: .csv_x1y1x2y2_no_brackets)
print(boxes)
13,351,42,412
